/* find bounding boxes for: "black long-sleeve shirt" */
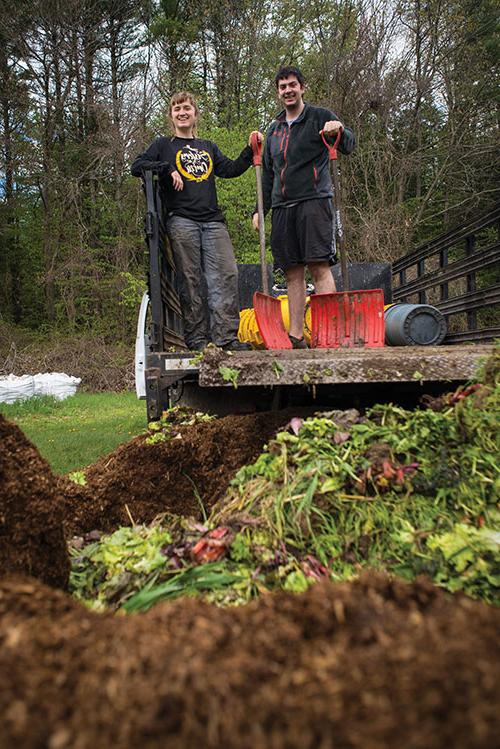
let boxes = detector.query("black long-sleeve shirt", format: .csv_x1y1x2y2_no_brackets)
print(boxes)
131,136,253,222
261,103,355,213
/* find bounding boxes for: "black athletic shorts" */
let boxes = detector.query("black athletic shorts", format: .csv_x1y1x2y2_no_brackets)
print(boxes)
270,197,336,271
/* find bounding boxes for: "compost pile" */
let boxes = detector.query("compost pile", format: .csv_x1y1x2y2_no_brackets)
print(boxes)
0,416,69,588
1,351,499,748
59,408,304,536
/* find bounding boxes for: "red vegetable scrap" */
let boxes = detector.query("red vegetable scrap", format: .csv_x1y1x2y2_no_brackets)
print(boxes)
359,459,419,493
422,383,482,411
301,555,329,580
191,526,234,564
333,431,351,445
356,443,419,494
448,383,482,405
286,417,304,436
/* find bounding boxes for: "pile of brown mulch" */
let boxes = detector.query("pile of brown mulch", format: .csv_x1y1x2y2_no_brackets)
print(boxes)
1,571,498,749
59,410,300,536
0,416,69,588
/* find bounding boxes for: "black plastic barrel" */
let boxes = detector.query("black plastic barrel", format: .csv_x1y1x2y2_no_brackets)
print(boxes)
385,303,447,346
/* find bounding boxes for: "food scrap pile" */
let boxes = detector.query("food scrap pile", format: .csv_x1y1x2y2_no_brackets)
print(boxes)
70,355,500,612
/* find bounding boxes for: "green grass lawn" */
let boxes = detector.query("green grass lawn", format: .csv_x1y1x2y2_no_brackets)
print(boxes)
0,392,147,475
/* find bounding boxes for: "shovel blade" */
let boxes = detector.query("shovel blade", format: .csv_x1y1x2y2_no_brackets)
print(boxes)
310,290,385,348
253,292,292,349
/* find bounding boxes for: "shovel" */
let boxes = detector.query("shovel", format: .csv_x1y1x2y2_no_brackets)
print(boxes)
309,129,385,348
250,132,292,349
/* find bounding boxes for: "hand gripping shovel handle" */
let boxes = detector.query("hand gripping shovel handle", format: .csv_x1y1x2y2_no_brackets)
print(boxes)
250,132,269,295
320,128,349,291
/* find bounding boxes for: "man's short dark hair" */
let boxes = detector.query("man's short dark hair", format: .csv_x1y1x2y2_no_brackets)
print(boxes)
275,66,306,88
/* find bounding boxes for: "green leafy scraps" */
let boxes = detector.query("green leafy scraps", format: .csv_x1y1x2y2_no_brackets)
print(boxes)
427,522,500,603
272,360,284,380
145,406,215,444
189,350,204,366
212,369,499,603
219,366,241,388
146,431,171,445
68,470,87,485
283,570,311,593
70,524,173,609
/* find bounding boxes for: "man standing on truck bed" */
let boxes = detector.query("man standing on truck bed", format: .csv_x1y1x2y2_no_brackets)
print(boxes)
253,66,355,348
132,92,262,351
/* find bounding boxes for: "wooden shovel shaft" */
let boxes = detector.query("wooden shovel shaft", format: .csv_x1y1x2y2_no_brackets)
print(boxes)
254,163,269,295
329,157,350,292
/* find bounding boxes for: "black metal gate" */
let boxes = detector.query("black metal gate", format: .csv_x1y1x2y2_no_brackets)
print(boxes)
392,204,500,343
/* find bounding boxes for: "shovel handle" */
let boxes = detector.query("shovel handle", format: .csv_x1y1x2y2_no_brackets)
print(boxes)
320,128,342,160
250,132,263,166
254,165,269,295
250,132,268,293
320,127,349,291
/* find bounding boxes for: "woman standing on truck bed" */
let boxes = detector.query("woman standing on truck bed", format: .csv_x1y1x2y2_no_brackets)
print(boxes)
131,92,261,351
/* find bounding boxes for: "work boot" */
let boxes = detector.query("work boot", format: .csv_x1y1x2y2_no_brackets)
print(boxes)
289,334,308,349
222,340,251,351
188,340,209,351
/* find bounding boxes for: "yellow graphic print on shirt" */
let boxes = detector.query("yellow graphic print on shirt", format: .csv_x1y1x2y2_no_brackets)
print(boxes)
175,144,213,182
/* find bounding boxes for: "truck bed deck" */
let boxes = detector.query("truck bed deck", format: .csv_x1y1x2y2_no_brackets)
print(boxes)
160,344,493,387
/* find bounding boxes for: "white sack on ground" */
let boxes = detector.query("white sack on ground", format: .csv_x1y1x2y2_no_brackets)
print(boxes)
33,373,81,400
0,373,81,403
0,374,35,404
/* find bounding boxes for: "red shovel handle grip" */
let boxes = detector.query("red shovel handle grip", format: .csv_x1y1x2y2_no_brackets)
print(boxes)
320,128,343,160
250,132,263,166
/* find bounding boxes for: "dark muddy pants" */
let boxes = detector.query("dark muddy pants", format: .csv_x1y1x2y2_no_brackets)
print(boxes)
166,215,240,348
